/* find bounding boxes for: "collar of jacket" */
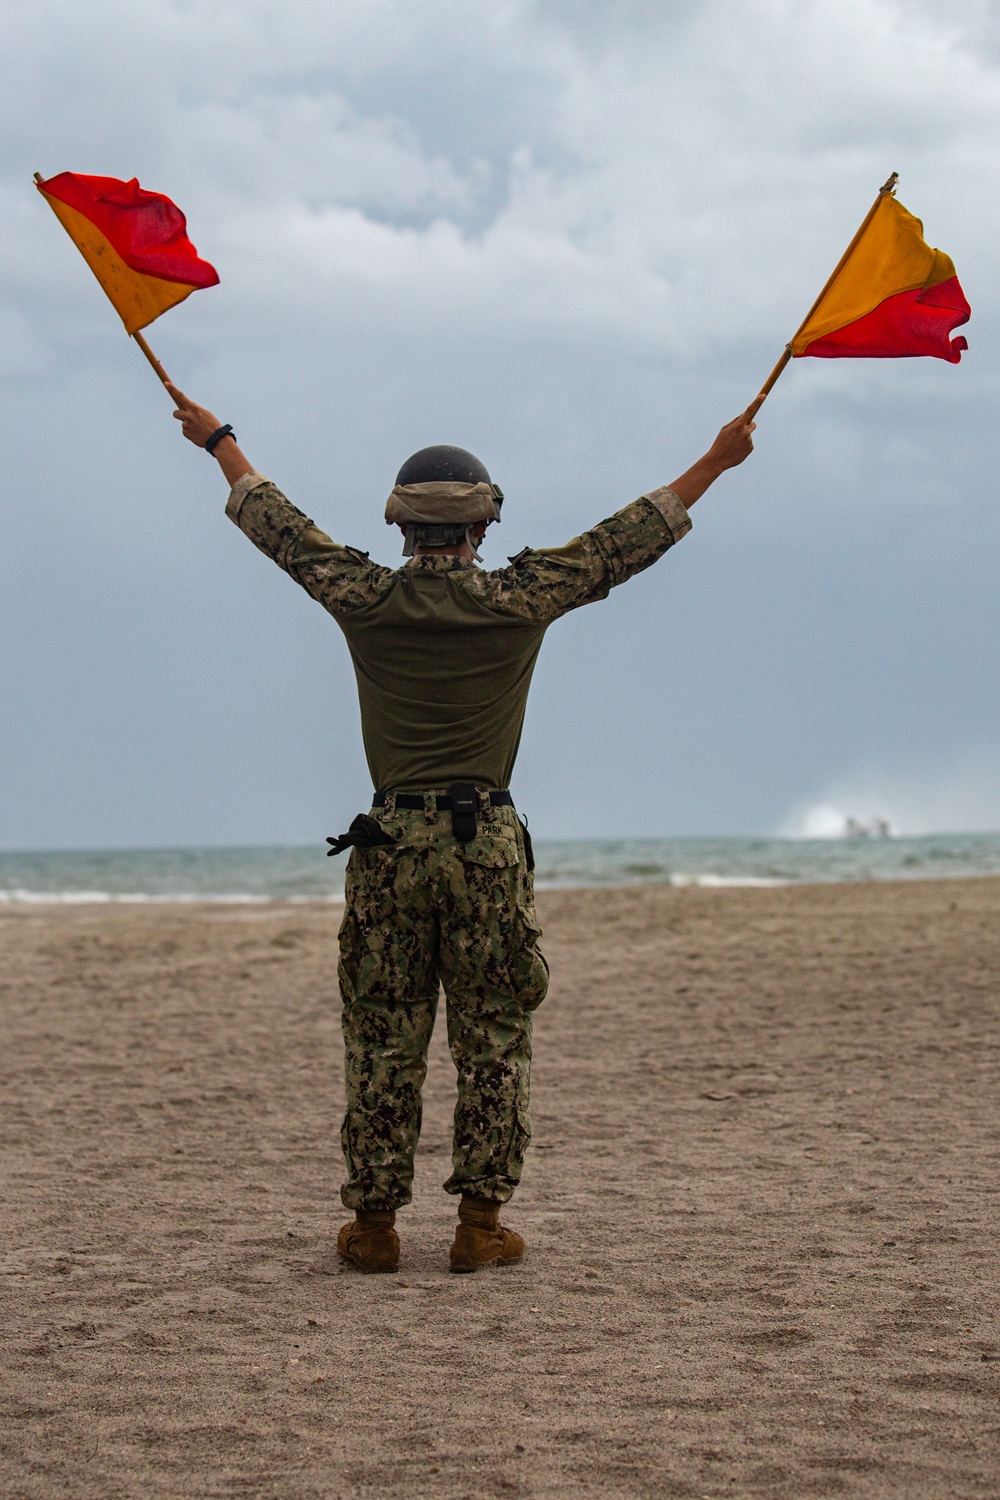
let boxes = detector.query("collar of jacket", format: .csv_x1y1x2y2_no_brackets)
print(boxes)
403,553,479,571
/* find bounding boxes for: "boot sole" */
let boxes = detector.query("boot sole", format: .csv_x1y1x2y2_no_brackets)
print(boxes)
449,1254,523,1274
337,1253,398,1274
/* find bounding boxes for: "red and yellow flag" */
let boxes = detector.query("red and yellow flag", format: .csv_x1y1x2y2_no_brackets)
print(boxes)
36,172,219,336
791,194,969,364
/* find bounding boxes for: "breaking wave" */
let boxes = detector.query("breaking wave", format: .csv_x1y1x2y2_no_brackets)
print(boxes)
5,835,1000,902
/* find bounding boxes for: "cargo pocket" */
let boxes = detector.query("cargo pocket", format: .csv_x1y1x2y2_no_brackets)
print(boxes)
506,1101,532,1187
336,905,363,1002
514,902,549,1012
485,1101,533,1198
452,833,546,1010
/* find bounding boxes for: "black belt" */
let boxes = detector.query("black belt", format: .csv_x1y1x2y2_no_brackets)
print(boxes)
328,785,524,860
373,789,514,811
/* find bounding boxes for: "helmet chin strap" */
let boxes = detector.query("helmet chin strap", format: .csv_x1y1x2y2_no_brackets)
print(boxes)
465,525,484,562
401,523,486,559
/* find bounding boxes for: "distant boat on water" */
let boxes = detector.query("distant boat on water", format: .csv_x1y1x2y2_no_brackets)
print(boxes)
844,816,894,839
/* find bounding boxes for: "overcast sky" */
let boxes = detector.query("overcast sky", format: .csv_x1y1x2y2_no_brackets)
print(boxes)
2,0,999,846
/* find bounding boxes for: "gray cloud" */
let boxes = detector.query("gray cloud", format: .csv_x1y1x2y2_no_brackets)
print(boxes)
1,0,998,845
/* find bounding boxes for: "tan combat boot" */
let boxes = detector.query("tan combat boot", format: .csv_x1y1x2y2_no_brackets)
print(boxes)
337,1209,399,1273
449,1195,525,1273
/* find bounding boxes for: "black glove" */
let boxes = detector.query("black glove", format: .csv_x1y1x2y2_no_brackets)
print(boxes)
326,814,398,857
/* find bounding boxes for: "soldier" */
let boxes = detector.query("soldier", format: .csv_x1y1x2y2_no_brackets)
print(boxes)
169,385,755,1272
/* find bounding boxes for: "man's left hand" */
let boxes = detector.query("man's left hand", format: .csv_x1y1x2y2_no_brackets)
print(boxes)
705,412,757,472
668,410,758,510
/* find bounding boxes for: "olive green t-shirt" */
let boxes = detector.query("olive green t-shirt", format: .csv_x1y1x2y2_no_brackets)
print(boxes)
226,476,691,794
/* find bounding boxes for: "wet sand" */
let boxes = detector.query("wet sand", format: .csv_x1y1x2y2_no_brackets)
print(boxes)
1,877,999,1498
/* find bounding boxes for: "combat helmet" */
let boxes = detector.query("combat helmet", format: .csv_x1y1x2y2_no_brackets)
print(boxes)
385,444,503,557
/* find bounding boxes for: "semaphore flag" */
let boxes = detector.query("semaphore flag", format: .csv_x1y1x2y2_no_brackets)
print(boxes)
35,171,219,336
747,175,970,417
791,192,970,364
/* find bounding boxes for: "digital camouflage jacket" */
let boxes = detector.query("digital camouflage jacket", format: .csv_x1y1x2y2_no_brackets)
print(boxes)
227,475,692,793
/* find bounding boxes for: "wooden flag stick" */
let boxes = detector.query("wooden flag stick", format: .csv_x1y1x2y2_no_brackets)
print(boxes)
745,346,792,420
34,171,176,397
744,171,899,420
131,330,175,393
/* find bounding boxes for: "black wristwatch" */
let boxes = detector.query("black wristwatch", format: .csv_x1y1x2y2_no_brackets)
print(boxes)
205,424,235,454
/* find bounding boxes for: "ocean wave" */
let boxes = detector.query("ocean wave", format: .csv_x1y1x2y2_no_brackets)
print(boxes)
3,834,1000,902
0,889,344,905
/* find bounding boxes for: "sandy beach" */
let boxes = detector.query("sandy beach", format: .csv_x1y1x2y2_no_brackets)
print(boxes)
1,876,998,1498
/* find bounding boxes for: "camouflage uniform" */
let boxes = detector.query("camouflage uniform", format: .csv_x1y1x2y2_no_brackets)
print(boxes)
226,473,692,1211
339,803,546,1208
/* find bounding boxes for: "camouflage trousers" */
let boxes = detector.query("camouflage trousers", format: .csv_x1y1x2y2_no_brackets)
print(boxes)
337,798,549,1212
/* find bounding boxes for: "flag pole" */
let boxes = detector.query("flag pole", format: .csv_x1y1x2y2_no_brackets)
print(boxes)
744,171,899,420
34,171,176,397
131,331,174,392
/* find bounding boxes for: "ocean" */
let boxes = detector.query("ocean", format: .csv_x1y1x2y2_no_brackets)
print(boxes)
2,833,1000,903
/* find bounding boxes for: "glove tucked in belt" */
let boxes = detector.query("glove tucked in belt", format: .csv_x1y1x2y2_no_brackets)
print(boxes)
325,815,398,857
328,786,517,853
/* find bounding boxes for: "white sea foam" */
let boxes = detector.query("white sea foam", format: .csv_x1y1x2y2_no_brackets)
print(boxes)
3,836,1000,904
0,889,343,905
782,750,1000,839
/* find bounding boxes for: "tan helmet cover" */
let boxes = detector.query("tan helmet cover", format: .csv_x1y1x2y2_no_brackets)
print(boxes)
384,480,500,526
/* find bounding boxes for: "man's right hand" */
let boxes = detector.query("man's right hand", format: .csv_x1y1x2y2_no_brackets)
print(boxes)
167,382,255,487
167,384,224,449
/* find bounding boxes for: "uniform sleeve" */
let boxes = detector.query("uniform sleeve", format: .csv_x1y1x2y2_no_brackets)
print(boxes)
480,486,692,622
226,473,394,614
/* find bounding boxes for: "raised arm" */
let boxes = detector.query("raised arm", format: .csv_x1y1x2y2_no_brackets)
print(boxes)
484,410,758,622
668,411,756,510
167,385,395,616
168,384,255,488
